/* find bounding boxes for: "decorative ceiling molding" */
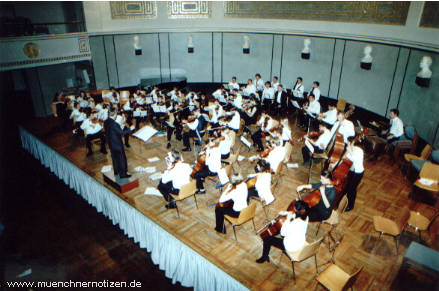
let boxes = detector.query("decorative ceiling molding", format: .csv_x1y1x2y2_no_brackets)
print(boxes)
420,2,439,29
167,1,211,19
224,1,409,25
110,1,157,20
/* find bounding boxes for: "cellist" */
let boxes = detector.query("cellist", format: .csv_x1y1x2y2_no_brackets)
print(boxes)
295,170,336,222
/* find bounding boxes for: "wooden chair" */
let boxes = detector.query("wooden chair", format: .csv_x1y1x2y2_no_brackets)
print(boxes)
394,127,418,162
222,143,242,172
406,210,439,242
224,202,257,241
316,265,363,291
250,184,276,222
372,206,410,255
316,196,349,250
237,118,246,136
208,164,233,194
284,141,293,164
280,237,324,283
413,162,439,196
404,144,433,175
272,162,284,190
336,99,347,112
169,180,198,218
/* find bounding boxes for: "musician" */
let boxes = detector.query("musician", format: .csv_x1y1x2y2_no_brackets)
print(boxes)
158,150,193,209
166,102,183,149
330,111,356,144
193,138,222,194
81,112,107,156
223,110,241,132
302,123,332,166
261,81,275,113
243,79,257,98
308,81,321,101
104,108,134,179
263,138,286,173
298,94,320,131
296,170,336,222
292,77,305,100
110,87,120,104
182,110,206,152
318,103,337,128
385,108,404,145
254,73,265,95
215,174,248,234
247,160,275,205
228,76,240,90
274,84,288,117
256,204,309,263
232,89,243,111
252,113,276,152
345,136,364,211
218,128,233,159
212,88,227,105
70,102,86,136
242,98,258,126
272,76,280,91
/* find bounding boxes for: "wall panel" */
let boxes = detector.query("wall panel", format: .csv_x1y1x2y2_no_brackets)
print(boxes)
89,36,109,89
103,35,119,88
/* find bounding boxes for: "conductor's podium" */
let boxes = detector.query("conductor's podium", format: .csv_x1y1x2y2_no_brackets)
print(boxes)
103,172,139,193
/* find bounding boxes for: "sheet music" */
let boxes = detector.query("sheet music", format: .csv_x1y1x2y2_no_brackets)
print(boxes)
144,187,162,196
149,172,162,181
133,126,158,142
147,157,160,163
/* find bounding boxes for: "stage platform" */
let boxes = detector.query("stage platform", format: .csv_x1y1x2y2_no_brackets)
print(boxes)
19,117,439,291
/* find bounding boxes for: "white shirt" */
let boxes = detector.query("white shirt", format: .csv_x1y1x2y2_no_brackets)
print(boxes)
311,87,321,101
282,125,292,141
219,134,233,156
346,146,364,173
233,93,243,110
99,108,109,121
83,120,102,136
228,81,239,90
255,79,264,91
313,128,332,150
306,100,321,116
293,82,304,98
262,87,275,101
213,89,226,104
272,82,280,91
123,101,131,111
254,172,274,205
243,84,257,97
70,108,80,120
219,183,248,212
331,120,355,144
389,117,404,138
281,216,309,252
228,111,241,131
206,145,222,173
265,146,286,173
161,161,192,190
258,115,275,132
187,119,199,131
322,108,337,125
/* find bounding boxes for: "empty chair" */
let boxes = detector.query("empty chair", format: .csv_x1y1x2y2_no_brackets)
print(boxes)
413,162,439,195
280,237,324,283
405,145,434,176
406,210,439,242
316,265,363,291
224,202,257,241
169,180,198,218
372,207,410,254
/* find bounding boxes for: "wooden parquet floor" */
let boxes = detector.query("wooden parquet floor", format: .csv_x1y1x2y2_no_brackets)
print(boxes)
20,116,439,291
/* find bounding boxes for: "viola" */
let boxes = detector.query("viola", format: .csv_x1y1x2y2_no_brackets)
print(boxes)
190,154,206,178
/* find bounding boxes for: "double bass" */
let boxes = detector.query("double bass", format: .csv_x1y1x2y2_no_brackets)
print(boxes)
258,189,322,239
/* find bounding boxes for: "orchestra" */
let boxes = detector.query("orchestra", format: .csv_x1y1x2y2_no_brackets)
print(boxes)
51,71,375,269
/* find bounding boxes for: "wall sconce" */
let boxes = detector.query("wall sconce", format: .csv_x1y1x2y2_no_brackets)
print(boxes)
134,35,142,56
187,35,194,53
301,38,311,59
243,35,250,54
360,45,373,70
416,56,432,88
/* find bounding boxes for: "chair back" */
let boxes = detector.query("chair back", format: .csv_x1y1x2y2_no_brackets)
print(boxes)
404,126,415,140
409,129,419,154
336,99,347,112
290,237,324,261
419,162,439,182
102,89,111,96
177,180,197,200
420,144,433,160
236,203,257,225
344,266,363,290
229,131,236,148
120,90,130,99
432,150,439,163
224,164,233,177
326,195,348,225
394,207,411,233
284,142,293,163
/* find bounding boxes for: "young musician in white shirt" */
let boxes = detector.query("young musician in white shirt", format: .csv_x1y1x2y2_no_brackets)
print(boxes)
247,159,275,205
232,89,243,110
299,94,320,131
308,81,321,101
272,76,280,92
330,111,356,144
158,150,193,209
193,139,222,194
345,136,364,211
215,175,248,234
82,112,107,156
301,123,332,165
263,138,286,173
243,79,257,98
262,81,275,113
254,73,265,94
252,113,276,152
319,103,337,127
228,76,240,90
385,108,404,144
256,202,309,263
292,77,305,100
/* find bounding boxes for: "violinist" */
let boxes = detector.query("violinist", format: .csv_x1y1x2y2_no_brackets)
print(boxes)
222,109,241,132
116,111,134,148
82,111,107,156
243,79,257,98
232,88,243,111
193,137,223,194
256,203,308,263
298,94,320,131
166,101,183,149
301,123,332,166
318,103,337,128
252,113,276,152
158,150,193,209
344,136,364,211
247,160,275,205
217,128,233,159
182,109,206,152
296,171,336,222
263,138,286,174
228,76,240,90
242,97,258,126
215,174,248,234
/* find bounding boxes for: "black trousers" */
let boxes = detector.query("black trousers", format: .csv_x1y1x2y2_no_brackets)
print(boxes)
263,99,273,114
301,145,324,163
261,236,285,258
158,181,179,203
242,113,258,126
183,130,199,148
215,205,240,232
110,149,128,176
167,125,182,142
193,166,217,190
346,171,364,209
251,129,265,151
86,131,106,152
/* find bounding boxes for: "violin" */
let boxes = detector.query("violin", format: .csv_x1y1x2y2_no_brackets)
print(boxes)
191,154,206,178
258,189,321,240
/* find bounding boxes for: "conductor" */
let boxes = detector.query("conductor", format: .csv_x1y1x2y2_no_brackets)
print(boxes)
104,107,133,178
